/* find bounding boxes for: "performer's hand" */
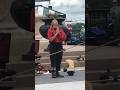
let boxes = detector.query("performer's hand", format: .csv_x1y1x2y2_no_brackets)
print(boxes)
56,26,60,34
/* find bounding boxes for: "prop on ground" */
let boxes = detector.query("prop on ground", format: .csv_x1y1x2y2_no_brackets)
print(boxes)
35,56,49,75
63,59,75,76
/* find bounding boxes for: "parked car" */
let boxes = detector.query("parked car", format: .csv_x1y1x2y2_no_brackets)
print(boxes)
67,35,81,45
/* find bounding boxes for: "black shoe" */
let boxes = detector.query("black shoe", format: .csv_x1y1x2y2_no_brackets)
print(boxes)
56,71,64,78
51,70,57,78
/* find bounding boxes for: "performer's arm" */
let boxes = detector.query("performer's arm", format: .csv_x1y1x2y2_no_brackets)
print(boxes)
58,29,66,41
48,28,59,42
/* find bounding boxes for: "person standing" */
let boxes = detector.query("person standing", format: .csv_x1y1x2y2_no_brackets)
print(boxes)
67,24,72,33
66,24,72,41
48,19,66,78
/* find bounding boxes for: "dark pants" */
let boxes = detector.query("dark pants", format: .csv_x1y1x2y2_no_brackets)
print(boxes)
49,42,63,71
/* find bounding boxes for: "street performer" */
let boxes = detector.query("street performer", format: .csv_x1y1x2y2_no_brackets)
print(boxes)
48,19,66,78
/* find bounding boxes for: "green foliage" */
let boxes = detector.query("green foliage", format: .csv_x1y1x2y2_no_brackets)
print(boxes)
72,23,84,31
71,23,85,37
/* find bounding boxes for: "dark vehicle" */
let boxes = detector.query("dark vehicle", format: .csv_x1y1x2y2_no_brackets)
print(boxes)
67,35,81,45
86,27,107,45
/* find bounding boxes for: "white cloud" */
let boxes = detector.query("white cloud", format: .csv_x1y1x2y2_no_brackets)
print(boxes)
35,0,85,22
51,0,81,7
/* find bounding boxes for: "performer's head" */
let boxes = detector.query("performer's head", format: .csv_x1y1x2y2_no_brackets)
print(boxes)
51,19,58,29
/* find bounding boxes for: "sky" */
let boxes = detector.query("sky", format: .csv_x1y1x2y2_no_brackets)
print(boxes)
35,0,85,23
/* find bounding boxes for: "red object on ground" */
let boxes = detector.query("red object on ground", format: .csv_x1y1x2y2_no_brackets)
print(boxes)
36,63,48,74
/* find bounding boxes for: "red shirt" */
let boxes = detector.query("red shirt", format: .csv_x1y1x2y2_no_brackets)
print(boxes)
48,28,66,43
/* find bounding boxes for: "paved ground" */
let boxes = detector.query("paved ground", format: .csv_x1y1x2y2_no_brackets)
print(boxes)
35,67,85,90
35,81,85,90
